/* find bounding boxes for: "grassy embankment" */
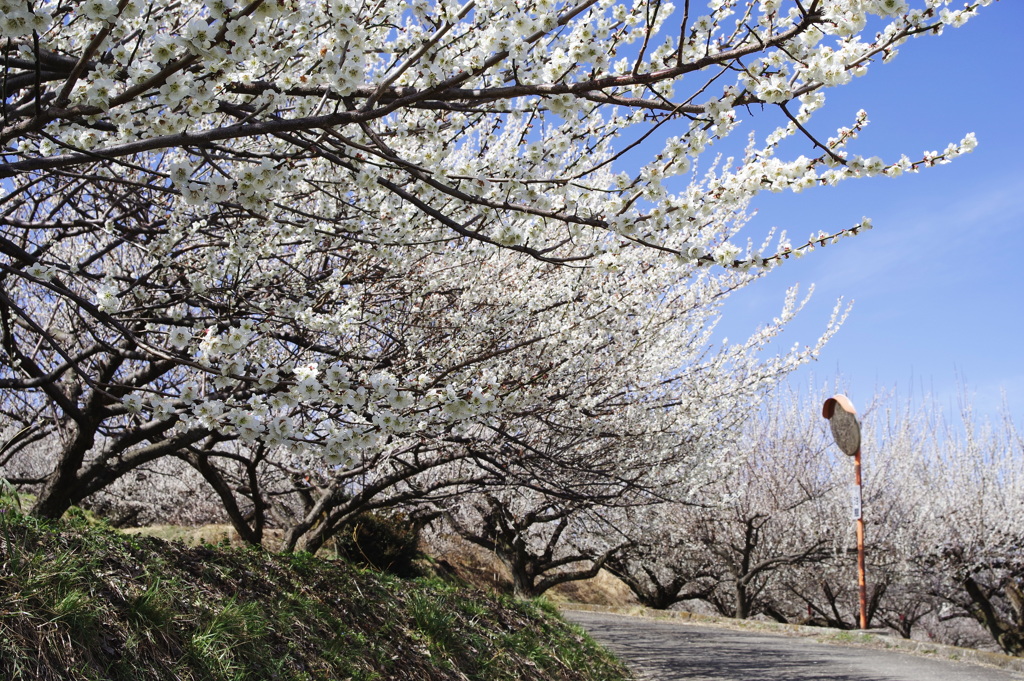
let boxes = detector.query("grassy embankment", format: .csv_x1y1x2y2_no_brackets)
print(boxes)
0,499,632,681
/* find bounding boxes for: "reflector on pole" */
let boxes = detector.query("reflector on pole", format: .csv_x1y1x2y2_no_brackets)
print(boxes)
823,394,868,630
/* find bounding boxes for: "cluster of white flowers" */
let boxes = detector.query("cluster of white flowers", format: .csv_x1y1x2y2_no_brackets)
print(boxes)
25,262,58,281
198,322,256,359
0,0,51,37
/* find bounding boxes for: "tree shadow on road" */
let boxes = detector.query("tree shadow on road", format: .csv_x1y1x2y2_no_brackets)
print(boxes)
576,616,888,681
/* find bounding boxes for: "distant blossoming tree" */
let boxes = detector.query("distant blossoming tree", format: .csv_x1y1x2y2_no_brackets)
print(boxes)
603,383,845,617
602,385,1023,653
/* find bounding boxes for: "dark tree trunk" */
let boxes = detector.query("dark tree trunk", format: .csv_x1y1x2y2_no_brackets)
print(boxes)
735,582,751,620
31,430,95,519
963,576,1024,656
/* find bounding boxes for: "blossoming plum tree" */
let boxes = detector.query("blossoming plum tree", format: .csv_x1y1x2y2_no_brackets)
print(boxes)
0,0,990,521
603,383,846,617
891,402,1024,655
424,306,828,594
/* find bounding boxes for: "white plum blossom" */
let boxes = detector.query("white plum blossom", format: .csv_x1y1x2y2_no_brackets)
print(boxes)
751,73,792,103
149,34,179,63
167,161,192,187
389,391,415,410
198,328,222,359
179,382,201,404
167,326,192,349
294,363,319,382
150,396,176,421
25,262,55,281
940,7,973,28
185,17,215,52
257,368,280,390
874,0,909,15
225,16,256,44
223,325,255,353
193,399,225,428
293,378,323,401
122,393,145,413
596,252,620,273
95,282,119,312
80,0,118,22
713,243,743,266
960,132,979,153
230,409,263,440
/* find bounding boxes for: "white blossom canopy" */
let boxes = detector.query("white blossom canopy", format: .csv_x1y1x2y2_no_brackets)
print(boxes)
0,0,985,477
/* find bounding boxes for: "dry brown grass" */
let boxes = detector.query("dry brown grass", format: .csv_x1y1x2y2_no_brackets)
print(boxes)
548,570,638,607
420,531,638,606
127,523,638,606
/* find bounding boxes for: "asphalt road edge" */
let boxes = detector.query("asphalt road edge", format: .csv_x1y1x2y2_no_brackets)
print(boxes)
560,603,1024,674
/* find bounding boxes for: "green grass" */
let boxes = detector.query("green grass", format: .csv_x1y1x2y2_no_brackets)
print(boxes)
823,630,880,648
0,506,633,681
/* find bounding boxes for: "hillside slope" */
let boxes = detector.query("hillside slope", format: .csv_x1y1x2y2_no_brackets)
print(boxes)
0,509,632,681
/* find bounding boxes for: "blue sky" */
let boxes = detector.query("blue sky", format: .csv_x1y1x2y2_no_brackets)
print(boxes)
712,1,1024,420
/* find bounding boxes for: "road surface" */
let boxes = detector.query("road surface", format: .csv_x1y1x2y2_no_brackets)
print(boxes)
564,610,1024,681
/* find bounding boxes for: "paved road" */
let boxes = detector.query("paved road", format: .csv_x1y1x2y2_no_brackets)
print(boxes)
565,610,1024,681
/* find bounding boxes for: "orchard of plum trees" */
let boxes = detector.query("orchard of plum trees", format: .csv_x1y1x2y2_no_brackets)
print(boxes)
2,0,1017,656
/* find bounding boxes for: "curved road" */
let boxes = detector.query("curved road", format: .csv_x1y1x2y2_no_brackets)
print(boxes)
564,610,1024,681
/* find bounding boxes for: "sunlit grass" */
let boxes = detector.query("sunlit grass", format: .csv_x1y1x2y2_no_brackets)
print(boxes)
0,505,633,681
